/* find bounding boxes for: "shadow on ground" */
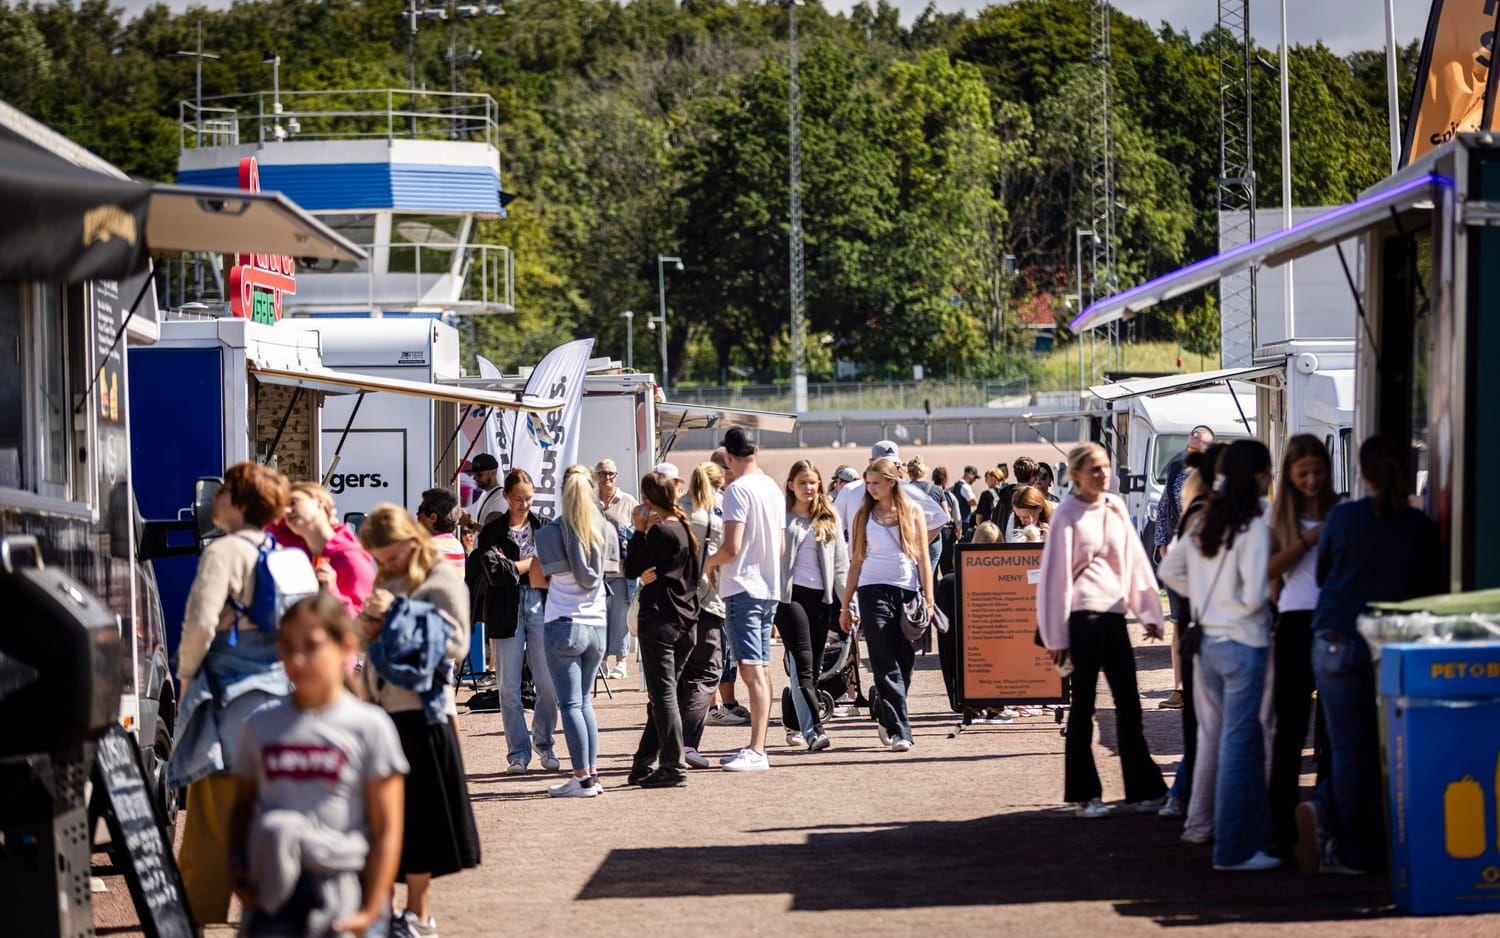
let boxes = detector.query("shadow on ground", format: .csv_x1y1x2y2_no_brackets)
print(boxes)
575,808,1394,927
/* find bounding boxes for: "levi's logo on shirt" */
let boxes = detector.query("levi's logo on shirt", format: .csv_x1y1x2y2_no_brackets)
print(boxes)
263,744,346,781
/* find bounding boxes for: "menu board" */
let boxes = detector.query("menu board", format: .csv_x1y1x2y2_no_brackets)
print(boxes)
954,543,1064,706
92,724,194,938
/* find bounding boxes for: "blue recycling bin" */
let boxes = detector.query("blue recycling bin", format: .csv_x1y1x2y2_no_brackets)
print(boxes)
1379,642,1500,914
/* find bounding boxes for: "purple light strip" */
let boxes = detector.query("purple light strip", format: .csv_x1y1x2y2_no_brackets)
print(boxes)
1070,172,1450,331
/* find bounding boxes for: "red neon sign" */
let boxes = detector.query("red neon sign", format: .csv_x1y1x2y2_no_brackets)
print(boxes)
229,158,296,323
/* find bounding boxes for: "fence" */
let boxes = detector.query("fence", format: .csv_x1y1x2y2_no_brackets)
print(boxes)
668,379,1040,413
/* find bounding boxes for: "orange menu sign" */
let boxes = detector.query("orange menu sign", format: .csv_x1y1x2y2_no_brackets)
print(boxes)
955,543,1063,705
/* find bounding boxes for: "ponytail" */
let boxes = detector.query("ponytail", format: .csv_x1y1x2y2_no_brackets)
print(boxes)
1195,440,1271,558
1359,433,1410,519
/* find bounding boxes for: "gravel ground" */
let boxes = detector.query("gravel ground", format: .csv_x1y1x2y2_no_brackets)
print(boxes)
94,624,1500,937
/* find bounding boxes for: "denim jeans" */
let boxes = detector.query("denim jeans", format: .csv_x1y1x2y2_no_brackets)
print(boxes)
724,592,777,665
491,586,557,766
543,616,606,774
858,584,916,743
604,577,634,658
1311,630,1382,871
1198,637,1274,867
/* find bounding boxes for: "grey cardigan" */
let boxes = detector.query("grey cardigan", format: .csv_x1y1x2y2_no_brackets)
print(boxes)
536,515,615,587
780,511,850,605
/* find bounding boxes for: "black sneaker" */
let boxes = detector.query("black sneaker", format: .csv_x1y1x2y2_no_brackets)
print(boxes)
627,764,655,786
640,768,688,789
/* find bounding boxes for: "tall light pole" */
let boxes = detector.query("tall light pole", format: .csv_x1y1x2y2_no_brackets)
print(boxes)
1383,0,1401,171
654,255,683,391
1075,227,1095,398
1278,0,1295,342
780,0,808,413
620,310,634,370
176,21,220,146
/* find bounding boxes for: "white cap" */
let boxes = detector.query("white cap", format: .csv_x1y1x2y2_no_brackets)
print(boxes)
653,462,681,481
870,440,900,460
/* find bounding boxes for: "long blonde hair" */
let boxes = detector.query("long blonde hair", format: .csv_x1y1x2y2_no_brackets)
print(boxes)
561,466,604,556
785,459,839,542
359,503,440,585
688,462,723,513
851,458,924,563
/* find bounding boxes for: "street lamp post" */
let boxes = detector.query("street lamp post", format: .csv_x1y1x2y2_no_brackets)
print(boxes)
1075,227,1095,397
655,255,683,391
779,0,808,414
620,310,635,370
176,21,220,147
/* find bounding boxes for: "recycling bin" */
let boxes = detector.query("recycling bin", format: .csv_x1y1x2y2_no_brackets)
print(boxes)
1378,641,1500,914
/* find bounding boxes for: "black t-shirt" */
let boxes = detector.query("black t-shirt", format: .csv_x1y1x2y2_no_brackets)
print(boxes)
624,518,699,632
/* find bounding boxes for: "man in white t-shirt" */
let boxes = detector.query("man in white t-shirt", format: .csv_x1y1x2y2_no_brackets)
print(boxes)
467,453,505,524
833,440,948,544
704,427,784,773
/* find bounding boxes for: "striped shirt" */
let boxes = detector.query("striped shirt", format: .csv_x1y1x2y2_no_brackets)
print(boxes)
432,532,466,574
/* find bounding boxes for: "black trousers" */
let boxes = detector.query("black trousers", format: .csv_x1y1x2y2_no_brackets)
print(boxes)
633,619,696,772
1064,611,1167,804
777,585,834,735
859,584,916,743
679,612,724,752
1269,609,1322,853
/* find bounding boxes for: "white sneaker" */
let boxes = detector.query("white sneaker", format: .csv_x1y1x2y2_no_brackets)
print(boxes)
608,664,627,680
1214,851,1282,872
1075,798,1112,818
548,776,600,798
1157,795,1184,818
1181,828,1213,845
719,747,749,766
504,760,527,776
877,724,891,747
683,748,711,769
785,729,805,748
538,750,561,772
401,910,439,937
890,738,913,752
722,749,770,772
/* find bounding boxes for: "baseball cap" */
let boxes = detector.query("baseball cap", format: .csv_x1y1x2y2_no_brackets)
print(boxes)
833,466,860,484
870,440,900,460
721,426,758,458
469,453,499,472
653,462,681,481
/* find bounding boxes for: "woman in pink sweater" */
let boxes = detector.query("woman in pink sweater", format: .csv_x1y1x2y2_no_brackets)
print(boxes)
1037,442,1168,818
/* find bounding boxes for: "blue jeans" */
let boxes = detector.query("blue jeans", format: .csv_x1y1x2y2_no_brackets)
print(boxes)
724,593,777,665
543,617,606,774
858,584,916,743
605,577,634,658
492,586,557,766
1311,630,1382,870
1198,638,1273,866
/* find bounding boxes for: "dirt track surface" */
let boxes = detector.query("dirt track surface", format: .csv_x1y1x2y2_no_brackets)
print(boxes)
95,626,1500,936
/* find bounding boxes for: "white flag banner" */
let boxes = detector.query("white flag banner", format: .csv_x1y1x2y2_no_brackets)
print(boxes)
475,354,507,462
501,338,593,521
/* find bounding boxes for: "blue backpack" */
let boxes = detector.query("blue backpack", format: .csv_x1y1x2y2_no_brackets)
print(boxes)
226,533,319,645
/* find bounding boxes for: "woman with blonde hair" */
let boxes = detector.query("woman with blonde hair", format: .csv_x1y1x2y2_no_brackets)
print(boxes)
358,504,478,935
1037,442,1167,818
535,466,615,797
838,457,934,752
778,460,848,750
680,462,727,767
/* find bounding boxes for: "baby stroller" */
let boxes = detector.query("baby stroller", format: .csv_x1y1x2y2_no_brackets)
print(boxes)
781,624,864,731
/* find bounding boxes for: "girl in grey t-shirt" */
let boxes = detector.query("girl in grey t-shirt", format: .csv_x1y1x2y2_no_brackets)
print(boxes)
231,594,408,937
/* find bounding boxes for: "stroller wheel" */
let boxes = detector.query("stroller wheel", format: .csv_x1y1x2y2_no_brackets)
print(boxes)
817,690,835,723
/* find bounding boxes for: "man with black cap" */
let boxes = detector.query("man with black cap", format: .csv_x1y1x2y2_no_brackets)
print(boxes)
703,427,785,772
832,440,948,547
467,452,504,524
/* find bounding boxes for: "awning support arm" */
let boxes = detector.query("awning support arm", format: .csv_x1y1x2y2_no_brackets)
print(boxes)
433,404,472,478
657,411,699,462
451,409,492,485
265,386,305,466
75,275,152,416
1334,243,1380,361
1226,381,1254,436
321,390,367,486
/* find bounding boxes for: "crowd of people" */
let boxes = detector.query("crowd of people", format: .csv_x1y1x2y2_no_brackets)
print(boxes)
160,421,1433,935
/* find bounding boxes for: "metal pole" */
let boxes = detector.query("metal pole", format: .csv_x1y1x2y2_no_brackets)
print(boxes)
1279,0,1294,343
656,256,670,390
1383,0,1401,171
195,22,204,144
1076,228,1085,398
787,0,808,414
623,310,634,370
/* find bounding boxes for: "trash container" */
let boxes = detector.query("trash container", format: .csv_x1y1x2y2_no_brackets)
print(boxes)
1376,639,1500,914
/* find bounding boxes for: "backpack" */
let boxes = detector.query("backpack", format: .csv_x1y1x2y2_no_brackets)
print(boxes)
226,533,319,645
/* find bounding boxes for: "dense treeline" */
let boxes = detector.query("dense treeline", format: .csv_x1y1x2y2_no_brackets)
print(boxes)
0,0,1415,382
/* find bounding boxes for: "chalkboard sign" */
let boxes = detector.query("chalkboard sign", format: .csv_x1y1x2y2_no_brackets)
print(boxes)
92,724,195,938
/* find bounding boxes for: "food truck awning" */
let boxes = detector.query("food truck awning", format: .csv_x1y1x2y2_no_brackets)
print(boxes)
655,402,798,459
1071,172,1447,332
248,360,564,412
0,135,365,285
1088,364,1284,404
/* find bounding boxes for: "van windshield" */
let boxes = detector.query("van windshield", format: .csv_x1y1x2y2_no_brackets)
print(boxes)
1152,434,1188,484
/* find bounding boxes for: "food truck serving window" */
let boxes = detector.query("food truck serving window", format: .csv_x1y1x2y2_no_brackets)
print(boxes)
0,282,90,505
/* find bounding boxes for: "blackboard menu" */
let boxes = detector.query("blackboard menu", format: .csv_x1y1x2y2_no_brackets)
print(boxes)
92,724,195,938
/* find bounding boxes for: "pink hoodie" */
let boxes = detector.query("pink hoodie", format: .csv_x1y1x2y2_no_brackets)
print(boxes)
270,521,376,620
1035,493,1163,651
